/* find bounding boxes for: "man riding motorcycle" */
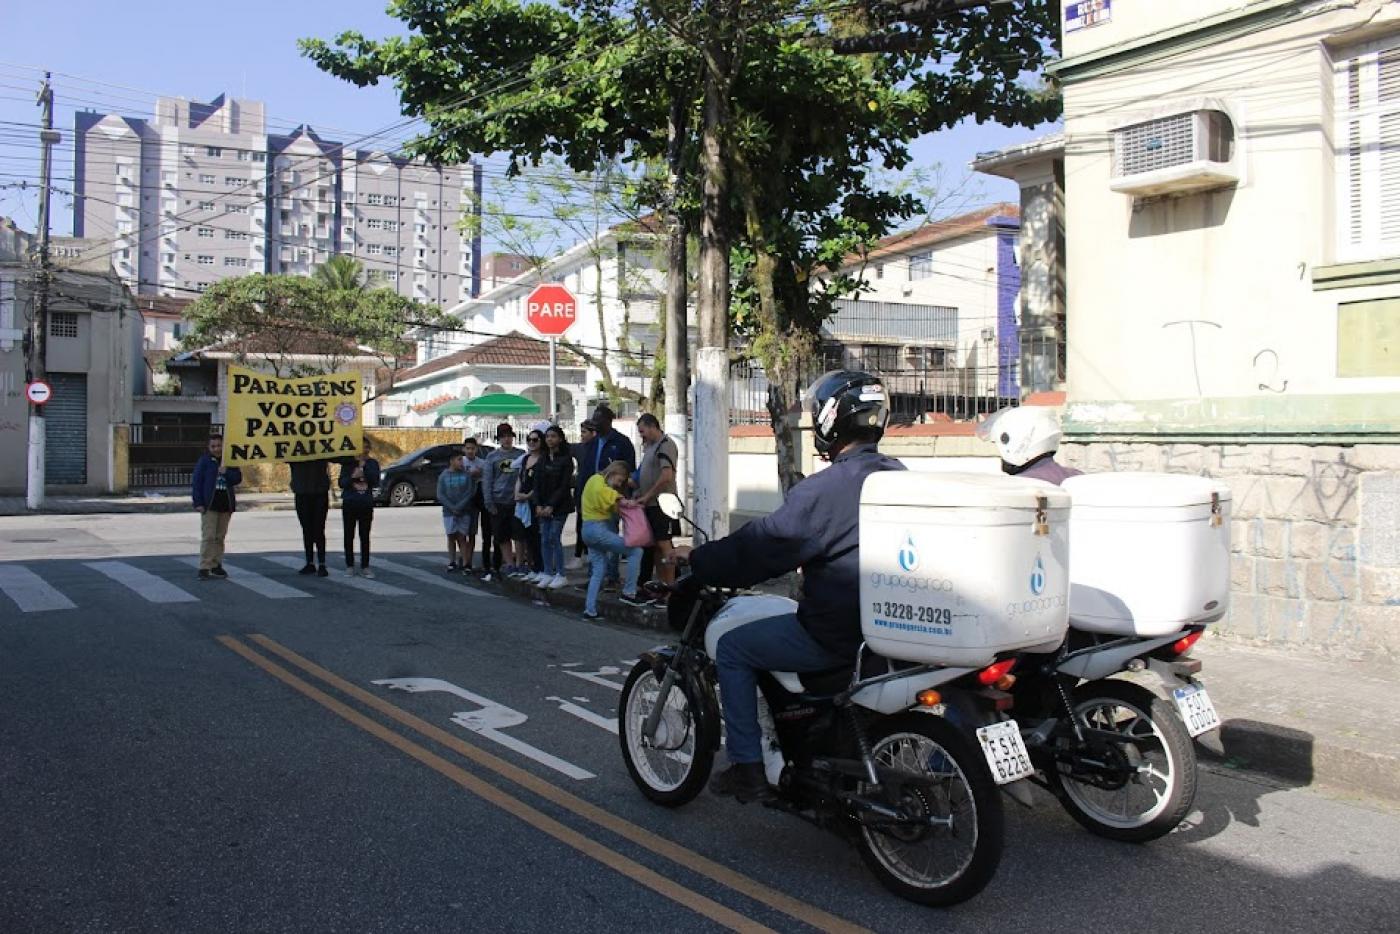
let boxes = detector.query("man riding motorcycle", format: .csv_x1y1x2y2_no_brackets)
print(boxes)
978,405,1082,485
685,371,905,802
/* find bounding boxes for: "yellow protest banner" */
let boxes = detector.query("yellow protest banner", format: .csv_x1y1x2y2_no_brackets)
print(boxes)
223,365,363,466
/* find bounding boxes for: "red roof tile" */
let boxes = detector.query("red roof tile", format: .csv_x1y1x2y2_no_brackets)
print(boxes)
396,331,582,383
845,203,1020,267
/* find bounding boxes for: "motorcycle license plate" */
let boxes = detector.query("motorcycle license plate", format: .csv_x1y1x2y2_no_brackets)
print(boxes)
1172,684,1221,737
975,720,1034,785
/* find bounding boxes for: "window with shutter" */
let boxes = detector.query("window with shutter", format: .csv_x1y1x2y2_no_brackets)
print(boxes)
1337,36,1400,259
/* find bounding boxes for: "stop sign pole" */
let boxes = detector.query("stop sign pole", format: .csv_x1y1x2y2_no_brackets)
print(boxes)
524,284,578,419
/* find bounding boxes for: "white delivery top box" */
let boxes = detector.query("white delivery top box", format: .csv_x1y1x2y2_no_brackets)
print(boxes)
860,471,1071,667
1062,472,1232,635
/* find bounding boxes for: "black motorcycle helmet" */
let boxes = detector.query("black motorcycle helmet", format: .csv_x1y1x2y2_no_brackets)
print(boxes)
807,370,890,459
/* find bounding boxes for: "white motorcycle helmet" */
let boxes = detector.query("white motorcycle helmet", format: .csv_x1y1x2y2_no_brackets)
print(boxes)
977,405,1063,468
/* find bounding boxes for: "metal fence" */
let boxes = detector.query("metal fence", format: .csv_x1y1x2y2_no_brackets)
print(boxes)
128,422,224,489
728,335,1064,427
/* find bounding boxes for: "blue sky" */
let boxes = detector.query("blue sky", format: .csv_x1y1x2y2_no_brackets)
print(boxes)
0,0,1054,245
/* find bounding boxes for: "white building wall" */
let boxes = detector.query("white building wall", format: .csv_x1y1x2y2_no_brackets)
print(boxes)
1060,1,1400,407
843,231,1006,358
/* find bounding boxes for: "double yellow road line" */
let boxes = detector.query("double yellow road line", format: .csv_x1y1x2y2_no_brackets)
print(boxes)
219,634,868,934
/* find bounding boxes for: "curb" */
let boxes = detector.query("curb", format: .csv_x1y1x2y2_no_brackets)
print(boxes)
1195,718,1400,804
0,500,303,517
494,572,671,632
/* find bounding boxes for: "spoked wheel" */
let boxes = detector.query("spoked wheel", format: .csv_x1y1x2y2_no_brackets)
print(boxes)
1049,679,1197,842
853,714,1003,907
389,482,416,507
618,660,717,807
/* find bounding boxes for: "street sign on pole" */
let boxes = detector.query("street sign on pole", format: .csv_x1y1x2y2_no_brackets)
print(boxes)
25,380,52,406
524,284,577,338
525,284,577,419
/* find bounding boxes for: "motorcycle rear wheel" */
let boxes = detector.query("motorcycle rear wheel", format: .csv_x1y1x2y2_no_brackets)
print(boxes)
1049,679,1197,842
618,660,717,807
854,713,1003,907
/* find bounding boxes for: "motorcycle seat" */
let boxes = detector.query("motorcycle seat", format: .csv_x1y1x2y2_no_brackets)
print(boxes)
769,666,853,696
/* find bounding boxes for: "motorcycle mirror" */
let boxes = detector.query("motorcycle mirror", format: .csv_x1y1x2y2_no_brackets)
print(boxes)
657,492,684,520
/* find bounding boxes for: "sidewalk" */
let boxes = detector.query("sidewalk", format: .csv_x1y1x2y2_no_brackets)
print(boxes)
1190,637,1400,804
0,491,299,516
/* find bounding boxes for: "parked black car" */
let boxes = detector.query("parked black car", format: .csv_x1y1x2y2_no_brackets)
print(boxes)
375,442,494,507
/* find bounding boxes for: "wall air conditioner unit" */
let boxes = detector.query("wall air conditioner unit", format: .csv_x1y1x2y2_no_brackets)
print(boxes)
1111,101,1240,198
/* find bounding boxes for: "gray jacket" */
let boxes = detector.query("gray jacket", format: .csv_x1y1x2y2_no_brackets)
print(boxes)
482,445,523,508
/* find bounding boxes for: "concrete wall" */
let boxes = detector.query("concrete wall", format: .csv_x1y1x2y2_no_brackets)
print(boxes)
1062,0,1245,58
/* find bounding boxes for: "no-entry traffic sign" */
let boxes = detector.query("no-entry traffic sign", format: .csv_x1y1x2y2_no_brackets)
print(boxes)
525,284,578,338
25,380,52,405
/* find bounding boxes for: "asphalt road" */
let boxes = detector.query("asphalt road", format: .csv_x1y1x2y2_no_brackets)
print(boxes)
1,511,1398,934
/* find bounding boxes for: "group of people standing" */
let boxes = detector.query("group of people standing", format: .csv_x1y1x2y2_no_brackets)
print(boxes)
190,403,682,617
193,434,382,581
433,404,682,618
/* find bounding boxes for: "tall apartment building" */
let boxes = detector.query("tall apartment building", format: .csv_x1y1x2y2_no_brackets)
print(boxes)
72,94,482,306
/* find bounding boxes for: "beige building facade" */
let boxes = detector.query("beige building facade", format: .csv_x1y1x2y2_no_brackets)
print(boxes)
1002,0,1400,657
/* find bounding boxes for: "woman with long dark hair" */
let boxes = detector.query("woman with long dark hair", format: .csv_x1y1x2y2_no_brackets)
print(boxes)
534,425,576,589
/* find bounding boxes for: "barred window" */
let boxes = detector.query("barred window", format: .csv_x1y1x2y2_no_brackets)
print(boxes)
50,313,79,338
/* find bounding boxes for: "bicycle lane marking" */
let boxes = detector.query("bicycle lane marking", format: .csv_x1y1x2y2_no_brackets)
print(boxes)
246,633,869,934
216,634,770,934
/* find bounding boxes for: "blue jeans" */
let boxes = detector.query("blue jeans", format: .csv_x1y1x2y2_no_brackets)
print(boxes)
715,614,849,764
539,516,566,577
581,519,641,614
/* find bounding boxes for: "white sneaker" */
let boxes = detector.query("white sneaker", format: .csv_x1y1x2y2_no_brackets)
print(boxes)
345,567,359,577
361,567,376,579
532,572,550,586
547,574,568,590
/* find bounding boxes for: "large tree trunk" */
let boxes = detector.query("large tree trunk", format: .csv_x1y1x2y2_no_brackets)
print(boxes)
664,93,691,505
693,42,732,541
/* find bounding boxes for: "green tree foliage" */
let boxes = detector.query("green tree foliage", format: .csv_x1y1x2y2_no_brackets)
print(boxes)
180,273,451,397
303,0,1060,485
314,253,367,291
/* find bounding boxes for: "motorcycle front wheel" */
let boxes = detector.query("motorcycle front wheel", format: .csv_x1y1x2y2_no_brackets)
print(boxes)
1049,679,1197,842
854,713,1003,907
618,660,717,807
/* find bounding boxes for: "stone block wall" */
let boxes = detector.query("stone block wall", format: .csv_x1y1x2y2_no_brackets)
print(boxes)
1058,441,1400,659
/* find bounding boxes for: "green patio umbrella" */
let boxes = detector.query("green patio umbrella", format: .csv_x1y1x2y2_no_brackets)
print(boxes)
435,393,541,417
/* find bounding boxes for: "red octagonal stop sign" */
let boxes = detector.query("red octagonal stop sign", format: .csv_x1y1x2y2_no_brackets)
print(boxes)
525,284,578,337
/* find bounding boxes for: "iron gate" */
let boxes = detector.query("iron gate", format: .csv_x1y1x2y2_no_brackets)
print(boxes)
128,421,220,489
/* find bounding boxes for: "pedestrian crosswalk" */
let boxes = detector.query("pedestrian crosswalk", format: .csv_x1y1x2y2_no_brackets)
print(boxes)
0,554,501,615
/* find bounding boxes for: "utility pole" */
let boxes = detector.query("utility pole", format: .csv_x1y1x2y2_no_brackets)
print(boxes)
26,73,58,511
663,93,690,508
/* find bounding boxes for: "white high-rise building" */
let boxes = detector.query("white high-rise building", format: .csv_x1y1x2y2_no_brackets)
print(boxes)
73,94,482,305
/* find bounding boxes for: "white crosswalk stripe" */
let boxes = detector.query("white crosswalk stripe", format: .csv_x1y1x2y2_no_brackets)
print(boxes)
84,561,198,604
372,558,501,599
173,558,311,600
0,564,77,613
261,556,413,597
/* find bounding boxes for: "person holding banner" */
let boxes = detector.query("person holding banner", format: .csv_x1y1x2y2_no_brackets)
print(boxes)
340,441,381,577
291,459,333,577
192,434,242,581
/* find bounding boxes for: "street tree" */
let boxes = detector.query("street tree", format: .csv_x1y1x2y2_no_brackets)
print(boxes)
180,273,450,399
303,0,1061,508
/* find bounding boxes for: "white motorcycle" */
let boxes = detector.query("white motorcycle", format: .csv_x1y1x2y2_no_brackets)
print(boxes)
616,495,1030,907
